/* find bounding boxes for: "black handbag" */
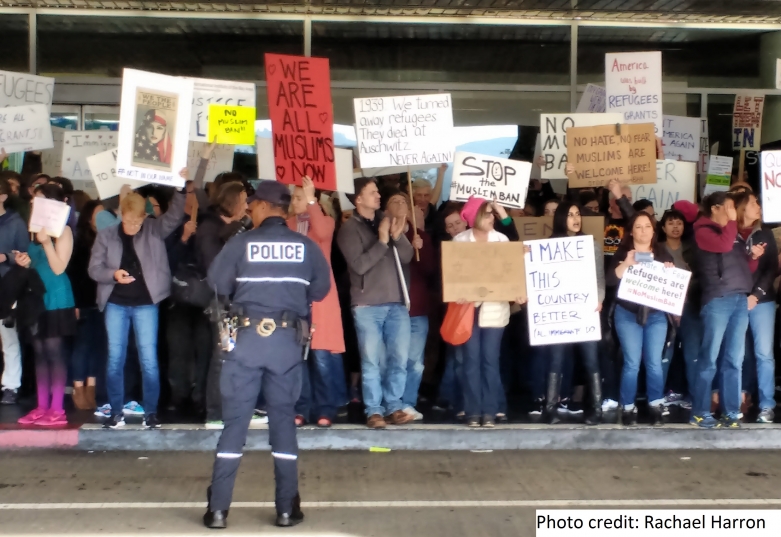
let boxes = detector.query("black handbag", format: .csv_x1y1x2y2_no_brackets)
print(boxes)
171,264,212,309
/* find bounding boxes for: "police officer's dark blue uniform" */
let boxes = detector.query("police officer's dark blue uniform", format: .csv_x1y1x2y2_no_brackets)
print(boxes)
203,181,330,529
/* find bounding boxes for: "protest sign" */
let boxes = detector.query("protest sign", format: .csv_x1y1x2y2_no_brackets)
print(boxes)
117,69,194,188
187,77,256,142
617,261,692,316
0,70,54,112
567,122,656,188
630,160,697,214
539,113,622,180
704,155,733,196
441,242,526,303
265,53,336,190
605,51,663,135
186,141,234,184
29,197,71,238
353,93,454,170
662,116,700,162
576,84,606,113
61,131,117,180
41,126,66,177
697,118,709,183
335,147,355,194
732,94,764,151
513,216,604,244
449,151,531,209
88,148,147,199
761,151,781,223
777,59,781,90
0,104,54,153
207,105,255,145
524,236,601,346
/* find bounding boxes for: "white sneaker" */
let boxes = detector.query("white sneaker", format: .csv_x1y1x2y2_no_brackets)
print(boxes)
204,421,224,430
601,399,619,412
403,406,424,421
249,413,269,428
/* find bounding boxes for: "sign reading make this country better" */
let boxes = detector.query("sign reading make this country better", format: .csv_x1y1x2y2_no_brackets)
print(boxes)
449,151,532,209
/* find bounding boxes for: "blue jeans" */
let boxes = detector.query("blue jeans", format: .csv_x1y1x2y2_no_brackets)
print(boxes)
614,304,668,407
742,301,777,411
402,316,428,409
461,313,504,417
105,303,160,417
439,344,463,413
662,306,702,397
694,294,749,417
309,350,347,420
352,304,411,417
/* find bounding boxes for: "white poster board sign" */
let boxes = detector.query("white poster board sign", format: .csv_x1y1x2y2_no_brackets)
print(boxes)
629,160,697,214
697,118,709,184
761,151,781,223
449,151,531,209
617,261,691,316
187,77,256,142
524,236,602,346
540,113,622,180
0,70,54,112
0,104,54,152
88,148,148,200
61,131,117,180
41,126,66,177
186,141,235,184
29,197,71,238
605,51,663,135
732,93,765,151
353,93,454,169
662,115,700,162
704,155,733,196
576,84,606,113
117,68,194,188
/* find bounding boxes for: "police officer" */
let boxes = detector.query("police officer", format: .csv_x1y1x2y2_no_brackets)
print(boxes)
203,180,331,529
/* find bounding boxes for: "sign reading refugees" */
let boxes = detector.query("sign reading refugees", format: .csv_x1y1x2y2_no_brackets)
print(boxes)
353,93,454,170
449,151,531,209
630,160,697,214
605,51,663,135
524,237,602,346
441,242,526,303
704,155,733,196
265,53,336,190
567,122,656,188
29,197,71,238
0,70,54,112
761,151,781,223
733,94,765,151
207,105,255,145
0,104,54,153
187,77,256,142
617,261,691,316
662,115,700,162
539,113,622,180
576,84,606,113
61,131,117,180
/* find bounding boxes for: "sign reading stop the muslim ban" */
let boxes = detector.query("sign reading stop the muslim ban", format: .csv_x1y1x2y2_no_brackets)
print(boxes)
733,94,765,151
207,105,255,146
761,151,781,223
449,152,531,209
354,94,454,169
265,53,336,190
605,51,663,136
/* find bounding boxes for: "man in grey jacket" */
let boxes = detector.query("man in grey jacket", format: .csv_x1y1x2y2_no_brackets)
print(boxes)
337,178,415,429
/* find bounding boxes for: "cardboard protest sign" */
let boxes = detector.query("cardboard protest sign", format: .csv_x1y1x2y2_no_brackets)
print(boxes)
732,94,765,151
88,149,148,199
524,236,601,346
761,151,781,223
353,93,454,170
41,126,66,177
449,152,531,209
29,197,71,238
704,155,733,196
539,113,622,180
265,53,335,190
0,70,54,112
186,141,235,184
662,116,700,162
0,104,54,153
567,122,656,188
605,51,663,135
117,69,194,188
617,261,691,316
513,216,604,244
207,105,255,145
576,84,606,113
630,160,697,214
441,242,526,303
61,131,117,181
187,77,256,142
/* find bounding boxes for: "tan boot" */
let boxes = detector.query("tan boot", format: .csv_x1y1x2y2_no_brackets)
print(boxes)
72,386,89,410
84,385,97,410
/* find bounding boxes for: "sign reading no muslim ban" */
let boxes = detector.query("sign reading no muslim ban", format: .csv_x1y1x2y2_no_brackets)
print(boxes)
353,93,454,169
539,113,622,180
449,152,532,209
733,93,765,151
629,160,697,214
186,77,256,142
617,261,691,316
662,115,700,163
524,236,601,346
761,151,781,223
605,51,663,135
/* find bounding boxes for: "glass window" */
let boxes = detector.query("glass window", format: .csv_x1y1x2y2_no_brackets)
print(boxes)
0,15,28,72
84,105,119,131
38,16,303,79
50,105,80,130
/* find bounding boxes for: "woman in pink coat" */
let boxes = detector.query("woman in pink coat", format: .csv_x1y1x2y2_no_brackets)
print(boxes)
288,177,347,427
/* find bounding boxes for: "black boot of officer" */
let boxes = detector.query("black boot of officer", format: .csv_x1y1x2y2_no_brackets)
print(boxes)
276,493,304,527
203,486,228,529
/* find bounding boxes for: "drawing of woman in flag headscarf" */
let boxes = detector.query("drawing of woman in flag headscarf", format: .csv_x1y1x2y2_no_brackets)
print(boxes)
132,88,178,172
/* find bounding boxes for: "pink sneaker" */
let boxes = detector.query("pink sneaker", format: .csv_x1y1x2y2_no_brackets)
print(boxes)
35,410,67,427
18,408,48,425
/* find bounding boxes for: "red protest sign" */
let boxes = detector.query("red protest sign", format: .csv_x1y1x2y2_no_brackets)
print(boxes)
265,53,336,190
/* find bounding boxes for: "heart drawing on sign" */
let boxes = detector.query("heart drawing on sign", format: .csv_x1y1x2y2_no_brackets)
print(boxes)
268,64,276,75
319,113,329,124
276,166,286,180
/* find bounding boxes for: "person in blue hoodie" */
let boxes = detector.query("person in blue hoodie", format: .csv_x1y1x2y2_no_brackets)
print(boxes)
0,175,31,405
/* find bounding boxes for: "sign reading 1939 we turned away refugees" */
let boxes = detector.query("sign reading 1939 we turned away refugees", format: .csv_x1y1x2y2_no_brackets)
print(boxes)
449,152,532,209
353,93,454,170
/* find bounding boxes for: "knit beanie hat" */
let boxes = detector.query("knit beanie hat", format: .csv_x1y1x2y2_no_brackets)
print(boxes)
672,200,699,223
460,196,486,228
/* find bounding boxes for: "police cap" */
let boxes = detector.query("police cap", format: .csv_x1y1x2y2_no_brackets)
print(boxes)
248,180,291,206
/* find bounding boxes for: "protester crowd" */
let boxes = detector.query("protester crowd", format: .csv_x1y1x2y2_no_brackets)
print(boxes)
1,144,780,430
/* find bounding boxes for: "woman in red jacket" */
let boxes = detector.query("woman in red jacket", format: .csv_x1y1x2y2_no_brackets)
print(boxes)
288,176,347,427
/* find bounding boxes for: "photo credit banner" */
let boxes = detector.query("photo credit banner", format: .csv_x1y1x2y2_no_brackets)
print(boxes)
617,261,691,316
576,84,606,113
539,113,622,180
207,105,255,145
662,115,700,162
605,51,663,135
733,93,765,151
441,242,526,303
265,53,336,190
0,104,54,152
0,70,54,112
353,93,454,169
449,151,531,209
761,150,781,223
525,236,601,346
186,77,256,142
629,160,697,214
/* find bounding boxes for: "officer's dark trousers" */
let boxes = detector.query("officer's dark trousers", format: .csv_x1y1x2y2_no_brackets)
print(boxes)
209,330,303,515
